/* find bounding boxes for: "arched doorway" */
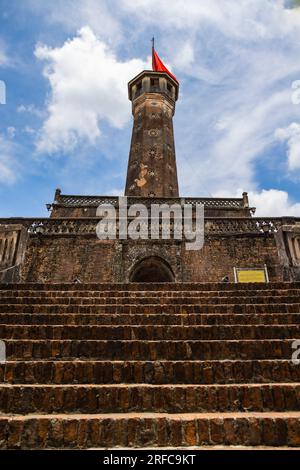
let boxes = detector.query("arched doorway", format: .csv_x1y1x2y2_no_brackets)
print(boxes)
130,256,175,283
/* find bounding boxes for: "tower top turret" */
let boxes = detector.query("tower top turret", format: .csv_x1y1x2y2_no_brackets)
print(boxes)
128,70,179,105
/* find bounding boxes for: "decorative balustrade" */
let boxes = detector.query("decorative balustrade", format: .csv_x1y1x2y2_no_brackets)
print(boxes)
56,196,119,207
54,195,246,209
184,198,244,208
0,217,299,237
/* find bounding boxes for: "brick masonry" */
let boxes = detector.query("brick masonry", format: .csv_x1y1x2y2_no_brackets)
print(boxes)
19,234,282,283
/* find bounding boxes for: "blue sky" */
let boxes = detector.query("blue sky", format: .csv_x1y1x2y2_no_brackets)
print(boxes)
0,0,300,217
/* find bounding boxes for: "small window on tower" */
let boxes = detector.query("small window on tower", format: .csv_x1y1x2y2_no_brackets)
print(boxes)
135,81,142,98
167,83,173,93
150,78,159,88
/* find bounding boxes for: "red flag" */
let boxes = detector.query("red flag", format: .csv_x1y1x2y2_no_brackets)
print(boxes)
152,48,178,83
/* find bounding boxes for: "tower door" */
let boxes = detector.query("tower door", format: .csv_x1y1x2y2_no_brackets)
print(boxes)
130,256,175,283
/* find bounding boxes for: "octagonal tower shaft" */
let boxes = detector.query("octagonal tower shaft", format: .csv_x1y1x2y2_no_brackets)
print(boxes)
125,71,179,198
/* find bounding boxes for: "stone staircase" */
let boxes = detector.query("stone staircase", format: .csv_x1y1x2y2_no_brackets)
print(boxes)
0,282,300,449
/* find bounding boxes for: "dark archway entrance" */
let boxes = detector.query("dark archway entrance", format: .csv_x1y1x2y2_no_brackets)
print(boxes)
130,256,175,283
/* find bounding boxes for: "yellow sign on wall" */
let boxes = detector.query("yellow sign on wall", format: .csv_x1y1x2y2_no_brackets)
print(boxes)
234,266,269,283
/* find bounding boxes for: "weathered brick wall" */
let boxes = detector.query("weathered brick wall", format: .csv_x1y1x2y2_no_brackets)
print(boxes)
183,235,282,282
50,207,96,218
20,233,282,283
20,237,116,283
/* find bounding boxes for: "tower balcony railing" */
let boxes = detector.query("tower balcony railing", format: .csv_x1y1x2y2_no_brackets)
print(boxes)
0,217,299,237
52,195,248,209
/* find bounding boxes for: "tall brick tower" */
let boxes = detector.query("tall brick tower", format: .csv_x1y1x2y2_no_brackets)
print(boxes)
125,69,179,198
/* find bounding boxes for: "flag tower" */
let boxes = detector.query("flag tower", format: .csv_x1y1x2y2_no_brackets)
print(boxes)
125,42,179,198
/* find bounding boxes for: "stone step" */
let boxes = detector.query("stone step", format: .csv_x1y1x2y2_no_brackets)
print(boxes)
1,282,299,291
1,288,300,298
0,312,299,325
0,324,299,340
1,303,299,314
0,282,299,449
1,412,300,448
0,383,299,414
3,339,296,360
1,295,300,305
1,360,299,385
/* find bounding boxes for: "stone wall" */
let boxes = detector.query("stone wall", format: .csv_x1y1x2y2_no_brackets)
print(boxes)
19,233,282,283
21,237,116,283
184,235,281,282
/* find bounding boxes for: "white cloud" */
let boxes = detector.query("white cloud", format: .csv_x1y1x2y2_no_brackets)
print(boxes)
0,40,9,67
6,127,16,139
249,189,300,216
35,27,147,154
213,187,300,216
122,0,300,40
23,126,36,135
17,104,44,118
25,0,123,46
275,122,300,170
0,51,8,67
172,42,195,70
177,79,295,196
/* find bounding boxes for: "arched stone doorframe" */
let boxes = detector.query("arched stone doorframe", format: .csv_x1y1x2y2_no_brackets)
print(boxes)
129,255,175,283
121,242,183,283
